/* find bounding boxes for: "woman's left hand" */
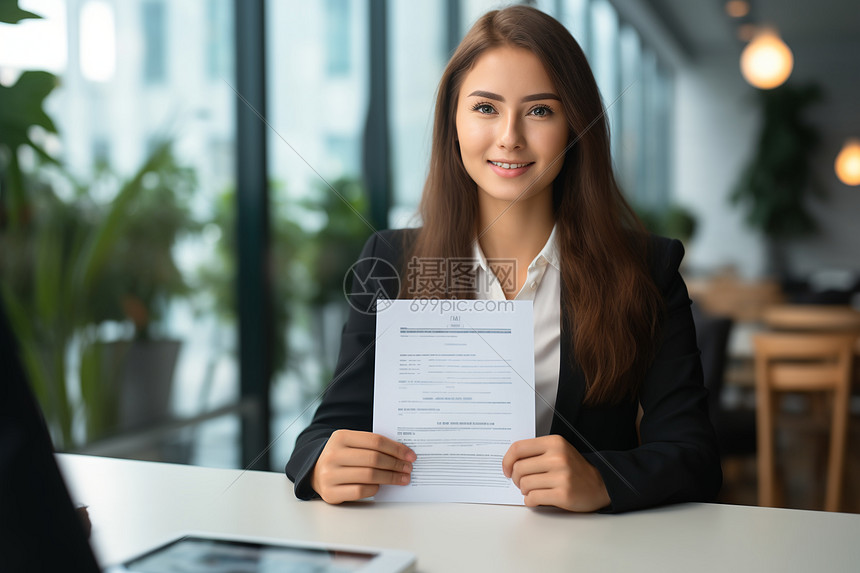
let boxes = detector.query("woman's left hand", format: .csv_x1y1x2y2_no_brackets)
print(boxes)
502,435,611,512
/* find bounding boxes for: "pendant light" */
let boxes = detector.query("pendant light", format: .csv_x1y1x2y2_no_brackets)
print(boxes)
740,27,793,90
835,139,860,186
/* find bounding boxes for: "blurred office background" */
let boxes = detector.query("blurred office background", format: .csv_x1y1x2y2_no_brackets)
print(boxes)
1,0,858,511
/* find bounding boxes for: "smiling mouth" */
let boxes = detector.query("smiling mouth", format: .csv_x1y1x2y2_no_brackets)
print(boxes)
488,160,534,169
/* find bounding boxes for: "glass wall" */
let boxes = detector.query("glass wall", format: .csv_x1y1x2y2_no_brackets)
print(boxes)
461,0,509,35
560,0,591,56
388,1,446,225
590,0,621,161
618,24,643,198
265,0,371,466
0,0,240,466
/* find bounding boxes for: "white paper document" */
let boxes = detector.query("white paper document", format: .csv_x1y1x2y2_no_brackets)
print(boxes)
373,299,535,505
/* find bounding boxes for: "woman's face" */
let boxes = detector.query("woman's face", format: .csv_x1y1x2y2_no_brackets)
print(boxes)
455,46,569,208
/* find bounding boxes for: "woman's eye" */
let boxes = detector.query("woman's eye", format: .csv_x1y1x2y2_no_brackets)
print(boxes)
472,103,495,114
529,105,553,117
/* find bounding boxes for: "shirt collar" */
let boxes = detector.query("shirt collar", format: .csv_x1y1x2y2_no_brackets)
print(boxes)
472,224,561,272
536,224,561,271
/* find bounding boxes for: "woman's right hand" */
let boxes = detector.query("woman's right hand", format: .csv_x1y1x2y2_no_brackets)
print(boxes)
311,429,416,504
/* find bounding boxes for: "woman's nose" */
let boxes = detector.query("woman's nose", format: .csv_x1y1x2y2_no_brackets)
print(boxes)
497,114,524,150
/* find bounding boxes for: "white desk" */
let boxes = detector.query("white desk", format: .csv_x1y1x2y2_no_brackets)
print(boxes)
59,454,860,572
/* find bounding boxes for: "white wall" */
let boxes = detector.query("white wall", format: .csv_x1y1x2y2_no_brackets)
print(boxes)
673,53,765,278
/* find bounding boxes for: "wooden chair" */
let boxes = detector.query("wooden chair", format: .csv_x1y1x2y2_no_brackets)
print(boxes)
763,304,860,333
762,304,860,404
688,275,784,324
754,333,855,511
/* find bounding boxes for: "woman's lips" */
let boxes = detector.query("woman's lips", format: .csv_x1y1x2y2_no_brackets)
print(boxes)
487,160,535,178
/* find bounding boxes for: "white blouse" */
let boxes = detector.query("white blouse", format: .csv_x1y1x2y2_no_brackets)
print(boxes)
472,225,561,436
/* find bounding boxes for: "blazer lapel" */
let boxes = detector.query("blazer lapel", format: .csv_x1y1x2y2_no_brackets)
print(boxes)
549,294,587,448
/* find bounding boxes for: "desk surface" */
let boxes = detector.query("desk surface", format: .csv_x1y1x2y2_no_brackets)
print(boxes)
59,454,860,572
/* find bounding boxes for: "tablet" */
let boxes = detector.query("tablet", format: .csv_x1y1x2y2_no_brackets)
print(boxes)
106,532,416,573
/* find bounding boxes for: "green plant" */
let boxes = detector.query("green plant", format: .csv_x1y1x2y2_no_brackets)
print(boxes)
194,176,371,385
0,0,39,22
0,0,59,229
298,177,373,306
195,184,309,377
0,140,197,446
84,153,198,340
635,203,698,244
730,83,824,239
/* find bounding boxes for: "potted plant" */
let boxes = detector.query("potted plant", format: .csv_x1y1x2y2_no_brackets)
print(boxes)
0,140,198,447
78,143,198,441
730,82,825,278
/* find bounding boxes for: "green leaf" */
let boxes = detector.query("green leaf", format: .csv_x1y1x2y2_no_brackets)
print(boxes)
0,70,59,151
79,339,118,441
72,140,174,298
33,199,65,324
0,286,50,416
0,0,41,24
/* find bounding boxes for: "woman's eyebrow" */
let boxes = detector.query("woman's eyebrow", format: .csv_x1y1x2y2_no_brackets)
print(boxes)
467,90,561,102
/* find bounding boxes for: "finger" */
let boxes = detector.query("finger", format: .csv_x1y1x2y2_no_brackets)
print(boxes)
523,488,557,508
503,437,551,477
518,472,558,495
324,484,380,505
510,456,550,487
337,448,413,474
336,467,411,487
337,430,417,462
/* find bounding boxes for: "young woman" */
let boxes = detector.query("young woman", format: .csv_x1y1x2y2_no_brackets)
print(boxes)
286,5,721,513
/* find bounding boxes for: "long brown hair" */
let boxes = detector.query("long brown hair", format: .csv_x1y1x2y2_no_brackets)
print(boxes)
399,5,663,406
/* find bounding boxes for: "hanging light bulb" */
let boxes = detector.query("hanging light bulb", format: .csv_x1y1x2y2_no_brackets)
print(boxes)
835,139,860,186
725,1,750,18
740,27,793,89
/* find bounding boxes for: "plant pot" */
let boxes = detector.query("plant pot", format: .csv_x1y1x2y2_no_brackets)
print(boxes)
86,339,181,440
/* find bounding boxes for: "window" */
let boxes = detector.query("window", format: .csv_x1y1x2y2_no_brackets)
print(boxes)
142,0,167,84
590,0,621,161
617,24,643,198
267,0,368,194
533,0,561,19
92,136,110,168
460,0,507,35
206,0,232,81
388,0,447,225
325,0,352,75
561,0,591,57
266,0,370,465
641,55,672,207
1,0,239,466
325,134,360,175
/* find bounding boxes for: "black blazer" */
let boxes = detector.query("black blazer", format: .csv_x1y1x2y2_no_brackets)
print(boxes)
286,229,722,513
